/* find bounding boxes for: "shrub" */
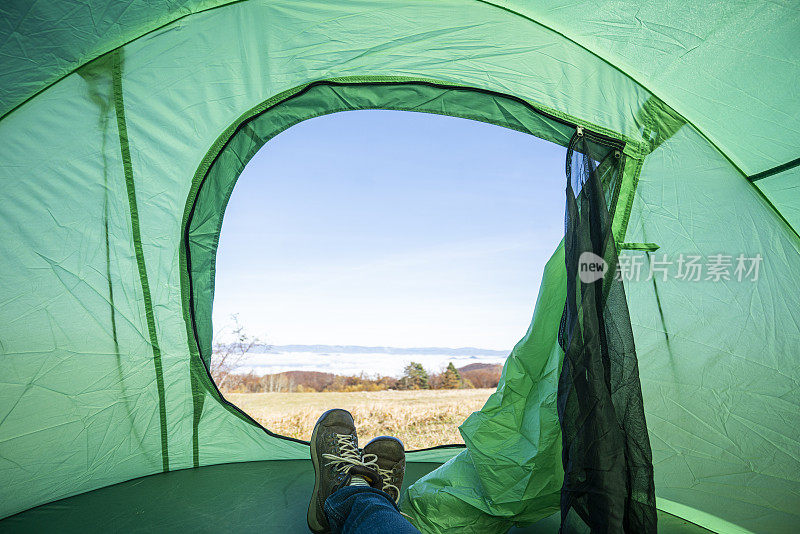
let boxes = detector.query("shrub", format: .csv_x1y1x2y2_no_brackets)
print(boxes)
459,364,502,388
216,363,500,393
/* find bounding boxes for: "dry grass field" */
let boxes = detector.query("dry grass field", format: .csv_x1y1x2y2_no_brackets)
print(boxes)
226,388,495,449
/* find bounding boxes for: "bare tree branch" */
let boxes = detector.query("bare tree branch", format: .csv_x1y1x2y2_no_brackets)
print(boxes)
210,314,266,390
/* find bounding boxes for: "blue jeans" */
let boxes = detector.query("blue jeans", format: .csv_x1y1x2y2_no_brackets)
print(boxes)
324,486,421,534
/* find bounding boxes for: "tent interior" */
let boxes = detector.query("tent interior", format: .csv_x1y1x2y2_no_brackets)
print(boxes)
1,2,798,533
2,460,711,533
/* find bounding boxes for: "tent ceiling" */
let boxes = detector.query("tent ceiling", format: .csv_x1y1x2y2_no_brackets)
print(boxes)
497,0,800,176
2,0,798,176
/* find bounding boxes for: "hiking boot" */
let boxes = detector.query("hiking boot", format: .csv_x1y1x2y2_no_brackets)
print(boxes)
307,409,381,533
362,436,406,504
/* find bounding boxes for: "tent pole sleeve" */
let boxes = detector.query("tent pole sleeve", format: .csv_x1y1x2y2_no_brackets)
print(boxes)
747,156,800,182
112,49,170,472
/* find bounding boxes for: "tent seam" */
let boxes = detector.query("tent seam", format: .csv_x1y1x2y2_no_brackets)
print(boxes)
0,0,246,123
473,1,748,172
474,0,800,245
112,49,170,473
748,156,800,182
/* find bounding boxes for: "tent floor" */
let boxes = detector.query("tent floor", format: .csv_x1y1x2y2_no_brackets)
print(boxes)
1,460,711,533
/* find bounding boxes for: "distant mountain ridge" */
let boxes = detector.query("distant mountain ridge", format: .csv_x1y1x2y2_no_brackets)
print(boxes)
247,344,508,357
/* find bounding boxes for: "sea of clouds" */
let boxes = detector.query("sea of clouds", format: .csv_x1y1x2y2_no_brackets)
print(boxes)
234,345,509,377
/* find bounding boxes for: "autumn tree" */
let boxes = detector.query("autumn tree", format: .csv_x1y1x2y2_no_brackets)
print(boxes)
440,362,465,389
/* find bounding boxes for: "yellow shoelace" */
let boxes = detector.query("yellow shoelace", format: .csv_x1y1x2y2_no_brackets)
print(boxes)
361,453,400,498
322,434,369,477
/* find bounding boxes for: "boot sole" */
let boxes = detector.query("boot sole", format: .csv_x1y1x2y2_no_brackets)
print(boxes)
307,409,339,533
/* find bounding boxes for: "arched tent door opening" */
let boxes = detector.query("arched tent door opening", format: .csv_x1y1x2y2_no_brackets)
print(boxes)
180,79,630,466
194,107,583,452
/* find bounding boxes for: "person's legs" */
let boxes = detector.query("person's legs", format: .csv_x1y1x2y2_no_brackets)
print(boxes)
307,410,420,534
324,486,421,534
307,409,382,533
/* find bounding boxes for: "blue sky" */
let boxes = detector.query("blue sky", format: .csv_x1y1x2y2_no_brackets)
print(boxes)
213,110,566,350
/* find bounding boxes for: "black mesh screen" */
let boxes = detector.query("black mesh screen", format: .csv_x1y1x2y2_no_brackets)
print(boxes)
557,131,657,533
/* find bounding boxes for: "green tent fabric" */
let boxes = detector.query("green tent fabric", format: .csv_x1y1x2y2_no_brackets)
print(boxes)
0,459,710,533
1,2,798,533
404,242,567,532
